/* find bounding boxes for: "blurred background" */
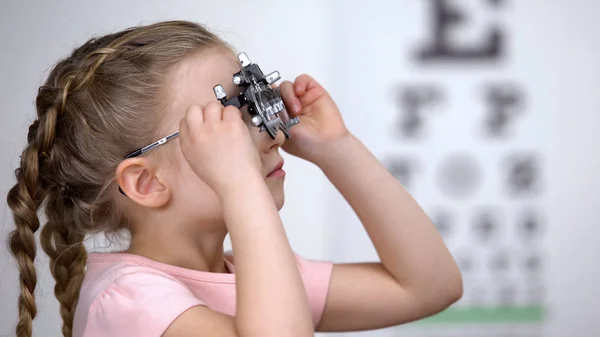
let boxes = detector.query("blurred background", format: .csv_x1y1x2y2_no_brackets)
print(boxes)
1,1,599,336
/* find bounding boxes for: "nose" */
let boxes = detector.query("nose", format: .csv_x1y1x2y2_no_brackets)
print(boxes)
266,128,286,152
246,113,287,153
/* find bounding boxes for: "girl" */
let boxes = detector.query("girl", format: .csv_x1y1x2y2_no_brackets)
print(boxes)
6,20,462,337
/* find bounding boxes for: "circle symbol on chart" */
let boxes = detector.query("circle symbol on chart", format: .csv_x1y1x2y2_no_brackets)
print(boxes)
517,208,544,240
471,208,503,242
437,154,482,198
525,255,541,272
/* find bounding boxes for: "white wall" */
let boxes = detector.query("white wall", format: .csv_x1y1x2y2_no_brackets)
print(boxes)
1,1,599,337
327,1,600,337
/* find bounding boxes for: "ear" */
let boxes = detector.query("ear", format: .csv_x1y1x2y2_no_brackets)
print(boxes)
115,158,171,208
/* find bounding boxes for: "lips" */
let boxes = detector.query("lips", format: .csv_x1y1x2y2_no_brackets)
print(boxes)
267,160,284,177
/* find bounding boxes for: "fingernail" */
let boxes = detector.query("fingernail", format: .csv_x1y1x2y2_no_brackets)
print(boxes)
293,103,301,113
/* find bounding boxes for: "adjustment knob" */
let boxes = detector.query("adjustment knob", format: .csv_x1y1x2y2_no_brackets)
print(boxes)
213,85,227,100
265,71,281,84
238,52,251,67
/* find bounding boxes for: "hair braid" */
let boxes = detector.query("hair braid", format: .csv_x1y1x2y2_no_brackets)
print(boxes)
7,48,100,336
34,42,120,337
40,202,86,337
7,123,49,337
11,26,163,337
8,20,230,337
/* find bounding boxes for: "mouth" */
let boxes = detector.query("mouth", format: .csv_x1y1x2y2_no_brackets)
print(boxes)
267,159,285,178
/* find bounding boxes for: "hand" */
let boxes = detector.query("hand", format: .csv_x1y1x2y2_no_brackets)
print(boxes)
278,74,350,164
179,102,262,197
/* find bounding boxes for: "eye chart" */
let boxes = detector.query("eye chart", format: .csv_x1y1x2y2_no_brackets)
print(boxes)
327,1,599,336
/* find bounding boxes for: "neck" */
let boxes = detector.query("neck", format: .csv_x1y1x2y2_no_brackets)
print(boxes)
127,220,229,273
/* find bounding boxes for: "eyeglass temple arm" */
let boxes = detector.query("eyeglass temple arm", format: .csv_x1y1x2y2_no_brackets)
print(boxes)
124,131,181,159
119,94,244,195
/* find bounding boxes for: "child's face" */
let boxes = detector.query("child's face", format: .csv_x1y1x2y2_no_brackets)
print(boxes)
159,48,287,226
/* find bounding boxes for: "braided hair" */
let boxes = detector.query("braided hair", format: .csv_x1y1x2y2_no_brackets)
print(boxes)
7,20,229,337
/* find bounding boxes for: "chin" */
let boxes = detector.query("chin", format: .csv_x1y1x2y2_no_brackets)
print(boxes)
275,197,285,211
272,190,285,210
267,179,285,210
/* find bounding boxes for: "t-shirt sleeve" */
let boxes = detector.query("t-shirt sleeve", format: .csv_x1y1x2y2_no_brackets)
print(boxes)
295,254,334,327
83,266,204,337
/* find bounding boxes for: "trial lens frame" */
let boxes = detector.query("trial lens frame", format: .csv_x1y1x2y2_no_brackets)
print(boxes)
119,52,298,194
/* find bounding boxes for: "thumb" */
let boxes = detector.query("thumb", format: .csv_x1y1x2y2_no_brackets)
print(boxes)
292,74,329,107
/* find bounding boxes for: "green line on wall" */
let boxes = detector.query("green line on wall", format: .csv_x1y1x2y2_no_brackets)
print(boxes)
418,306,546,324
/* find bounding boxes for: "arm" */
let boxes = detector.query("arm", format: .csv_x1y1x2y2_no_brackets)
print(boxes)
225,177,314,336
316,135,463,332
165,177,313,337
277,74,462,332
165,103,314,337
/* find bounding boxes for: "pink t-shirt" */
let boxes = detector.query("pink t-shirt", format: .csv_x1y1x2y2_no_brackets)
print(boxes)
72,252,333,337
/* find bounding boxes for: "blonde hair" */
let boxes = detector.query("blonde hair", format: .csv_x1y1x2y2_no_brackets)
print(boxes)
7,20,228,337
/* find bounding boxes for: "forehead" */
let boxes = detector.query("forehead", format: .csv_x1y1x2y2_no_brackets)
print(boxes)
163,48,241,124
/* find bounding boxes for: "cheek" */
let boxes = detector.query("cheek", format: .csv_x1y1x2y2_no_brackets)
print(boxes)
173,155,222,210
241,113,262,145
247,124,269,159
166,148,208,192
177,156,208,190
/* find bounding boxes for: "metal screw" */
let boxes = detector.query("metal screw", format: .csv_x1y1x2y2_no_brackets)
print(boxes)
251,115,262,127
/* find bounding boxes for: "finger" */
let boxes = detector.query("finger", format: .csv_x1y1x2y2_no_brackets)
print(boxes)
180,105,201,140
222,105,242,122
294,74,329,106
203,101,223,122
184,105,204,125
279,81,302,115
293,74,319,96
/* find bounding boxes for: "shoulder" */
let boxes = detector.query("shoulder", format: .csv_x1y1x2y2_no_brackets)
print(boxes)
294,254,335,326
294,254,333,278
74,258,204,337
224,251,334,326
224,250,333,277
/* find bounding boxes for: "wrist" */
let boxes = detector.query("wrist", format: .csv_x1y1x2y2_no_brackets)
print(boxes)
313,133,361,170
219,175,284,235
216,171,267,201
